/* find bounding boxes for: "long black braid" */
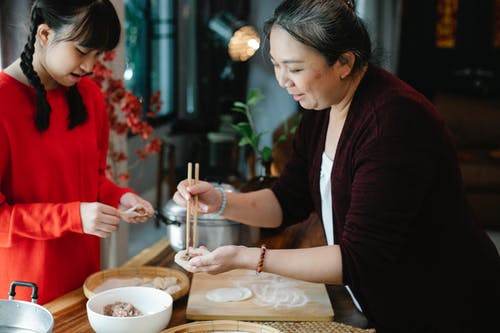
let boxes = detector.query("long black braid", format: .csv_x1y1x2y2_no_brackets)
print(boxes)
19,0,121,132
20,7,52,132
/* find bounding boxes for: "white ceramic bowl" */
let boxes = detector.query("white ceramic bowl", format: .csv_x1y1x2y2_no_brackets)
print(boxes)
86,286,173,333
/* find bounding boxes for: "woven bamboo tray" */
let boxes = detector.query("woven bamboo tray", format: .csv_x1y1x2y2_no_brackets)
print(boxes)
260,321,376,333
83,265,189,301
162,320,281,333
162,320,376,333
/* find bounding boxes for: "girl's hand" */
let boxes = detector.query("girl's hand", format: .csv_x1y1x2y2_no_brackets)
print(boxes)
173,180,222,214
80,202,120,238
118,192,154,223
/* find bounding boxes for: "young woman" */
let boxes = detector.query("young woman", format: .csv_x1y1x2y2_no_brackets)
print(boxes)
174,0,500,332
0,0,153,304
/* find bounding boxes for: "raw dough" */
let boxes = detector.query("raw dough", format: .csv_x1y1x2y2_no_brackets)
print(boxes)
174,248,210,272
119,204,149,219
206,287,253,303
93,276,180,295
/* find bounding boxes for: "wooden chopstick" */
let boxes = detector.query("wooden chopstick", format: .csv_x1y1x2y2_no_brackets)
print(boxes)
193,163,199,249
185,162,200,255
185,162,192,254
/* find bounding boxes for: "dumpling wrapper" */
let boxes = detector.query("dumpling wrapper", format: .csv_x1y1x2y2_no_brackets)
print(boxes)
119,204,149,219
174,248,210,272
206,287,253,303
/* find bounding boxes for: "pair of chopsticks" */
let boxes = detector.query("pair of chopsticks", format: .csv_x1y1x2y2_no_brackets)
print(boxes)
185,162,199,255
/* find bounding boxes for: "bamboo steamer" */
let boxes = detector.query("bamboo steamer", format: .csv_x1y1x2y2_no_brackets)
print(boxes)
83,266,189,301
162,320,281,333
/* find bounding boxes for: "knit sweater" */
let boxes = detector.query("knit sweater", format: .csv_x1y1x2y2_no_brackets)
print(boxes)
272,66,500,332
0,73,130,304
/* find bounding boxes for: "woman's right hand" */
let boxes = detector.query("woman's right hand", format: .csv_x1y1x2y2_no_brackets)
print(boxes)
173,180,223,214
80,202,121,238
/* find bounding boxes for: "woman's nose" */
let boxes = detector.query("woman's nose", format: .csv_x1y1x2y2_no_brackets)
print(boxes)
276,70,291,88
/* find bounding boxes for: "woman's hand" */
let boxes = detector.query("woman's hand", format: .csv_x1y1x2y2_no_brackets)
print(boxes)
186,245,247,274
118,192,154,223
80,202,120,238
173,180,222,214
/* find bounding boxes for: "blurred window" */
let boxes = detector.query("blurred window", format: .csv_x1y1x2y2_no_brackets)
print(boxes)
124,0,176,118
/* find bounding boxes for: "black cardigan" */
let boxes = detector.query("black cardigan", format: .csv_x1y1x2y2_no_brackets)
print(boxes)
272,66,500,332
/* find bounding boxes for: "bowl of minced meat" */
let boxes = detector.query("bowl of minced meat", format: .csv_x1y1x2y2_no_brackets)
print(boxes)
86,286,173,333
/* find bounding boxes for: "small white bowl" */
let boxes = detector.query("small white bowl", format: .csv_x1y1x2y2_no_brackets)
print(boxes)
86,286,173,333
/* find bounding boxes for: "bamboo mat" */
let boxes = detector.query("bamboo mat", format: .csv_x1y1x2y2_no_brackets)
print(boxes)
259,321,376,333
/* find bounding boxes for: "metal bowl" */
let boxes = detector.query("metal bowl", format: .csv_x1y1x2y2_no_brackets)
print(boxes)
0,281,54,333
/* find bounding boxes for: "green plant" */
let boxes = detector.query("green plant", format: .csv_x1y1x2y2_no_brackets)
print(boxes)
231,88,299,165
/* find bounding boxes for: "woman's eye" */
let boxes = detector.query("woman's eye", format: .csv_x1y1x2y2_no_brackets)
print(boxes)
289,68,301,73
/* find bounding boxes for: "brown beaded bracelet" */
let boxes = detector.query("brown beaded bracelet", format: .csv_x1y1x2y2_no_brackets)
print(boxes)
256,245,267,274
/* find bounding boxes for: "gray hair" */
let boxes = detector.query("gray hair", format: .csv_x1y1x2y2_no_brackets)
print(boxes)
264,0,371,73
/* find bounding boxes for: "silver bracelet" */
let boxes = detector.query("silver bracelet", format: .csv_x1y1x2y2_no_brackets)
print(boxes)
214,186,227,216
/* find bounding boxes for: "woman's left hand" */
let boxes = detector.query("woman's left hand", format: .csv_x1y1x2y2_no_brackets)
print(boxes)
187,245,247,274
118,192,154,223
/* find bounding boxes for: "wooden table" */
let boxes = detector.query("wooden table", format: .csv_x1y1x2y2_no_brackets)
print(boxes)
44,236,369,332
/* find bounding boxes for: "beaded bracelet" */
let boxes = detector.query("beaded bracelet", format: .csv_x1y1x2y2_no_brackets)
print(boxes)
213,186,227,216
256,245,267,274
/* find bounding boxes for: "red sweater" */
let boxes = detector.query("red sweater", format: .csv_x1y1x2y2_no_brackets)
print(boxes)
0,73,130,304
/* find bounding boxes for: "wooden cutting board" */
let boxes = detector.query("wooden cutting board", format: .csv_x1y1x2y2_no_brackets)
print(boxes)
186,269,334,321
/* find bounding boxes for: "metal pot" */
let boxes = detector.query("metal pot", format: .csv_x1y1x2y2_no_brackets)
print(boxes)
156,183,259,251
0,281,54,333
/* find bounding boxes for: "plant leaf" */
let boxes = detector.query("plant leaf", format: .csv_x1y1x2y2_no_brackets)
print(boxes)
277,134,287,142
251,133,261,148
247,88,264,107
260,146,272,162
234,122,253,138
231,106,247,114
238,137,253,146
233,101,248,109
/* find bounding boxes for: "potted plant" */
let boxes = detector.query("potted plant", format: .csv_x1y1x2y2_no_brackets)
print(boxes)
231,88,299,190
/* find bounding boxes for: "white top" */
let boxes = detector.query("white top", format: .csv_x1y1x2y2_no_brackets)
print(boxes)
320,151,363,313
320,152,335,245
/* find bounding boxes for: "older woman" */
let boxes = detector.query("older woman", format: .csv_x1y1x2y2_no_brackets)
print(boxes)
174,1,500,332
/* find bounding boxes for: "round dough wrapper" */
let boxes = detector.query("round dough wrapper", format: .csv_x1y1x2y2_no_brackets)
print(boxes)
206,287,253,302
174,248,210,272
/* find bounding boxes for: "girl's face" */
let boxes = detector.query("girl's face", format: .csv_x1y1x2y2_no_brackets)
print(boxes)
269,26,350,110
35,24,101,89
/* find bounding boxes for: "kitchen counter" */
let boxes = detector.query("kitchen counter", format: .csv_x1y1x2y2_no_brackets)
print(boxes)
44,237,369,332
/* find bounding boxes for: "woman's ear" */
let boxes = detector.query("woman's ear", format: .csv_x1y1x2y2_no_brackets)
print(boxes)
36,24,52,47
337,51,355,80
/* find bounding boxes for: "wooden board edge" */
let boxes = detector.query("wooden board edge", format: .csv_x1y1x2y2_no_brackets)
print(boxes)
186,313,334,322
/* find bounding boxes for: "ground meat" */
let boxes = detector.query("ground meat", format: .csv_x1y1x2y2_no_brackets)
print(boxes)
183,251,202,261
103,301,142,317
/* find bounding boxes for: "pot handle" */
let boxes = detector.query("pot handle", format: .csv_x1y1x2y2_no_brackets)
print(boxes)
154,209,181,226
9,281,39,303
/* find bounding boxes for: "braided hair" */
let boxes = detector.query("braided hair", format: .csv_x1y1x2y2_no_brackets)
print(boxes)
20,0,121,132
264,0,371,74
